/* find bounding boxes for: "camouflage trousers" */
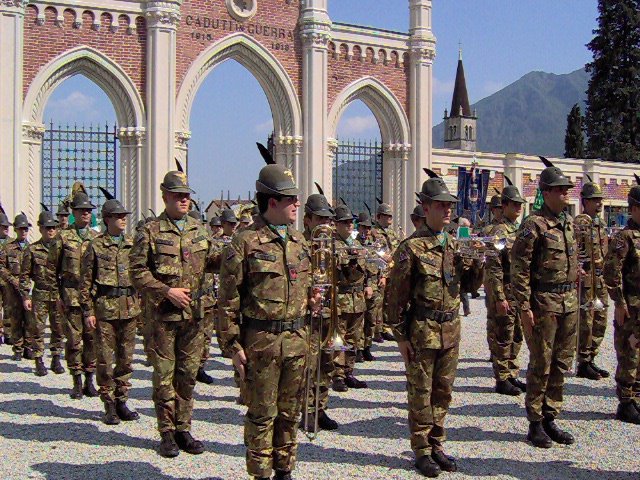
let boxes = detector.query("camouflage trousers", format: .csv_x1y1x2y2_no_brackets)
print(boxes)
243,327,308,478
95,317,136,403
305,327,334,415
613,308,640,404
30,298,64,357
63,306,96,374
361,293,382,350
523,310,577,422
200,306,216,369
406,344,460,458
334,312,364,379
486,295,523,382
7,289,32,354
0,285,9,337
141,304,155,363
151,318,203,433
577,287,608,364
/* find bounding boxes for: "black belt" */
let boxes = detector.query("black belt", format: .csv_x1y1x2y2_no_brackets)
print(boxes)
338,285,364,294
62,278,79,288
534,282,576,293
95,285,135,298
242,316,307,334
413,305,457,324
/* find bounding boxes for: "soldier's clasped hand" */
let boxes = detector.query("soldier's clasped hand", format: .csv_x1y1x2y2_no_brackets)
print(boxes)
166,287,191,309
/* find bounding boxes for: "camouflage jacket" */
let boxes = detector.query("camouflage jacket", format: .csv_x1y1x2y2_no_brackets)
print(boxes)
372,223,400,254
129,211,219,322
604,218,640,310
384,226,478,350
510,204,578,314
217,216,312,358
3,240,29,294
357,234,382,293
80,233,141,321
201,231,227,309
484,218,519,303
335,234,368,314
574,213,607,291
480,217,502,236
19,239,59,302
0,237,10,288
50,226,99,307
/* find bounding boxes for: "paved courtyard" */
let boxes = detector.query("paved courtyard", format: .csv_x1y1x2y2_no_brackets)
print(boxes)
1,295,638,480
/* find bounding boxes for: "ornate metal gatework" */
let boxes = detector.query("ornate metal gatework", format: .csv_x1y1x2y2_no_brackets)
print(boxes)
332,139,383,213
41,122,118,210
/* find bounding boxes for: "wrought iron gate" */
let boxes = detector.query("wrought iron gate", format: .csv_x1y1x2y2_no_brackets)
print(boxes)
41,122,118,210
332,139,383,214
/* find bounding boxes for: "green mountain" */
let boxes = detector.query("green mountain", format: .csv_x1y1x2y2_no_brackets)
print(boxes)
433,68,589,157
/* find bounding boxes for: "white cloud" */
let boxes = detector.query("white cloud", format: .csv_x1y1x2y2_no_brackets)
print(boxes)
338,115,379,136
47,91,96,113
254,119,273,134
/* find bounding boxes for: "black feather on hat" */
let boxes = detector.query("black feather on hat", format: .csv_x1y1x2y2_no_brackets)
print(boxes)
504,175,514,186
364,202,371,216
339,197,348,207
376,196,383,205
415,192,422,203
0,203,5,215
256,142,276,165
586,173,594,183
148,209,157,218
175,158,184,172
493,187,501,195
314,182,324,196
40,202,49,212
634,173,640,185
99,187,115,201
191,200,201,212
423,168,439,179
539,156,554,168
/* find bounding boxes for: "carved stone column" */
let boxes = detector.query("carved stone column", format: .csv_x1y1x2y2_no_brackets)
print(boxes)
274,135,303,172
144,1,180,212
324,138,339,202
0,1,27,214
119,126,146,225
20,122,45,223
384,143,411,232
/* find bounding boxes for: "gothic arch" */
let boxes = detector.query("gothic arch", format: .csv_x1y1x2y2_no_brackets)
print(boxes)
176,33,302,141
21,47,145,224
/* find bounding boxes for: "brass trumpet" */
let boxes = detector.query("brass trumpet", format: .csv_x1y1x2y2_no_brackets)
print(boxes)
456,235,507,260
303,224,350,439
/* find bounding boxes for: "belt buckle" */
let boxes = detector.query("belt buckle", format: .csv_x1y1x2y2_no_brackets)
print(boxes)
444,312,453,322
433,311,444,323
274,321,284,334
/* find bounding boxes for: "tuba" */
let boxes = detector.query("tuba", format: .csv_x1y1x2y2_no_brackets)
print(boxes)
303,224,350,439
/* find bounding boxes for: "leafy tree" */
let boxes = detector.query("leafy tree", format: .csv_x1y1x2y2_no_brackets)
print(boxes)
564,103,585,158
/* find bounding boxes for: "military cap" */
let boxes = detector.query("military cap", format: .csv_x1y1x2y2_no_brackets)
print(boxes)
136,219,146,230
13,212,31,229
209,216,222,227
581,177,604,199
419,168,458,203
629,185,640,206
56,203,70,216
538,157,573,189
71,192,96,210
220,208,238,224
187,210,202,221
502,186,526,203
256,164,300,196
489,194,502,209
377,202,393,216
160,170,195,194
411,205,426,218
357,211,373,227
305,194,335,218
37,211,58,227
98,187,131,217
334,204,353,222
0,213,10,227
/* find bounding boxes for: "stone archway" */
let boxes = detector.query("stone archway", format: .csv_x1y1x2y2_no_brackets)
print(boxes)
175,33,303,176
22,46,146,223
327,76,411,228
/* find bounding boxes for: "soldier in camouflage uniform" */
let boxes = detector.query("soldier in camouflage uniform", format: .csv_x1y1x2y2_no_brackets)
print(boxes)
20,209,65,376
80,192,141,425
384,170,480,477
5,213,33,361
218,161,320,480
511,161,578,448
56,203,70,230
129,167,219,457
50,191,100,399
574,179,610,380
0,211,12,345
410,204,426,231
356,210,383,362
483,182,526,396
373,202,400,341
332,204,372,391
603,182,640,424
209,215,222,238
301,192,338,433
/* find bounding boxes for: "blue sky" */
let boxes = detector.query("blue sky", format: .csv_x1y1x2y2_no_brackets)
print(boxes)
44,0,598,205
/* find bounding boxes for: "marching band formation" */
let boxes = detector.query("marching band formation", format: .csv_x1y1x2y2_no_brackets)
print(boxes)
1,147,639,479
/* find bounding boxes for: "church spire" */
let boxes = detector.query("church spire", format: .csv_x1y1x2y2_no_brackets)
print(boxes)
450,49,472,118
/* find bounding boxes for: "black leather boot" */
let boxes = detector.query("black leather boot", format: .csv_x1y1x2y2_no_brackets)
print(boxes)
332,377,348,392
174,431,204,454
102,401,121,425
83,372,99,397
274,471,292,480
70,374,83,400
362,346,375,361
355,350,364,363
527,421,552,448
576,362,601,380
495,380,521,396
50,355,65,374
415,455,441,477
12,351,22,361
116,400,140,421
509,377,526,392
431,449,457,472
345,375,368,389
34,357,48,377
616,401,640,425
317,410,338,430
542,418,575,445
590,362,610,378
159,431,179,458
196,367,214,384
23,348,34,360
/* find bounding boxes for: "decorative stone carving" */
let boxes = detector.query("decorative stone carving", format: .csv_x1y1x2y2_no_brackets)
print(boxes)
22,123,46,144
174,130,192,146
226,0,257,22
145,2,181,29
119,127,146,146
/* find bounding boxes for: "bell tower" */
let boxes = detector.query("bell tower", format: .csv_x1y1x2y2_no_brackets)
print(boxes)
444,48,477,151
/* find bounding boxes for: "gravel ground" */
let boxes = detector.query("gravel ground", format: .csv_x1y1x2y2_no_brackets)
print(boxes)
1,296,638,480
